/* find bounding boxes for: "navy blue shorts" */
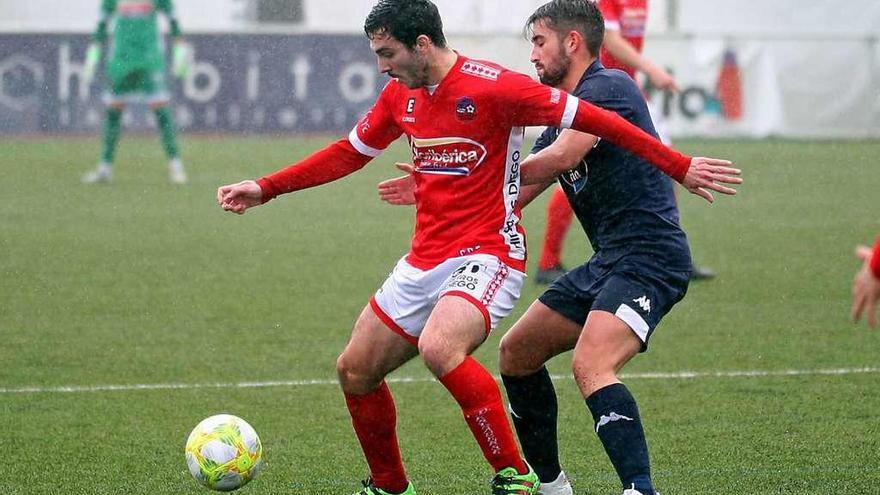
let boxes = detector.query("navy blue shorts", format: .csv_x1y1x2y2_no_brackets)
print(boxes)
538,256,689,351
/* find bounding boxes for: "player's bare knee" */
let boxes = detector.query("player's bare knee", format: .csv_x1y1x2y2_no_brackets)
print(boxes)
418,341,462,377
336,353,379,394
498,333,535,376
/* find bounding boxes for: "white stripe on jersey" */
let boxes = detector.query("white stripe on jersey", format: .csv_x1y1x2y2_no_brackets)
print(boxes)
560,94,579,130
499,127,526,261
605,20,621,31
348,128,383,157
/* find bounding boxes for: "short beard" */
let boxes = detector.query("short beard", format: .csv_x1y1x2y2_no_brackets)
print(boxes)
538,49,571,88
401,51,431,88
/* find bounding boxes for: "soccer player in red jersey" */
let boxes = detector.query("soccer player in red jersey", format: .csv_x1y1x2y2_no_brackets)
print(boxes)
535,0,718,285
217,1,733,494
852,237,880,328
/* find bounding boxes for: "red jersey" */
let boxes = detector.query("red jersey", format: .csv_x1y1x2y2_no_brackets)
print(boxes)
349,55,579,271
258,54,690,273
598,0,648,79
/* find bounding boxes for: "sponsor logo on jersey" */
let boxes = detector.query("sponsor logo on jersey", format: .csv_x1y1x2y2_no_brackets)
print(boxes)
455,97,477,121
560,161,588,194
118,1,155,16
410,136,487,176
460,61,500,81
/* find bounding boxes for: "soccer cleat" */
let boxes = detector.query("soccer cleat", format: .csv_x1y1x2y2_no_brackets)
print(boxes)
81,163,113,184
352,477,416,495
169,159,188,184
534,264,566,285
491,465,540,495
538,471,572,495
622,484,660,495
689,264,715,281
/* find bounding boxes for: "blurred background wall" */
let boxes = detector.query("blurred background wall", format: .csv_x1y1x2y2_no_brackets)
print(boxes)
0,0,877,137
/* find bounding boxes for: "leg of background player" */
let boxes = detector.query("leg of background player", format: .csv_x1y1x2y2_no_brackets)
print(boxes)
536,187,574,284
152,103,187,184
647,99,713,282
82,105,123,183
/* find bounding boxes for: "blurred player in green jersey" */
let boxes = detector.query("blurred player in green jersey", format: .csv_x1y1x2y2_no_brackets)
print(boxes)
82,0,188,184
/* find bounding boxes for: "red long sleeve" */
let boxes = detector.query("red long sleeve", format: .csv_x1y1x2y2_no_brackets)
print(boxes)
871,236,880,280
571,99,691,182
256,138,372,203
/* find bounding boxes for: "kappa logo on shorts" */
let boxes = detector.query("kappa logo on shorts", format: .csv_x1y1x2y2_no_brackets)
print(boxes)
633,295,652,313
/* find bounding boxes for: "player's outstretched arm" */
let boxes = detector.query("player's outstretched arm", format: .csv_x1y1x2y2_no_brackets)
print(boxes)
852,240,880,328
217,180,263,215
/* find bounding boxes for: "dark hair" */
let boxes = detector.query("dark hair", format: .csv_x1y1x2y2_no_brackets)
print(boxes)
364,0,447,49
526,0,604,57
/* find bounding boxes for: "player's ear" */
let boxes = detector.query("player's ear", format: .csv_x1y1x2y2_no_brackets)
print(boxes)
415,34,432,52
566,30,583,53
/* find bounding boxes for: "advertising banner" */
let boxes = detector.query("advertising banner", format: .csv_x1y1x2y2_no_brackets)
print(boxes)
0,33,384,134
1,33,877,138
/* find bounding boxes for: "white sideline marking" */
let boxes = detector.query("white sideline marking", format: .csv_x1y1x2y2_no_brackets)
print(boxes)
1,367,878,395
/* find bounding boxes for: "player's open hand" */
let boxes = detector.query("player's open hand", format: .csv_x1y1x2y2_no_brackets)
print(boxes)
852,245,880,328
681,157,742,203
217,180,263,215
378,163,416,206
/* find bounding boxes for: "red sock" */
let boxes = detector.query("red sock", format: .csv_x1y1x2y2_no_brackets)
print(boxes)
539,187,574,270
344,382,409,493
439,356,527,474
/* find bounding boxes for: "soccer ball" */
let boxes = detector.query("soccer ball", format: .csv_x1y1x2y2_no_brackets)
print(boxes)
185,414,264,491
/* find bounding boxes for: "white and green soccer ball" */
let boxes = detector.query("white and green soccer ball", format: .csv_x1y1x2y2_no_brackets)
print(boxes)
185,414,263,491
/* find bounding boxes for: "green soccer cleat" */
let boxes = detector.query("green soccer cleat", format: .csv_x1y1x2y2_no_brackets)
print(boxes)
352,477,417,495
491,465,540,495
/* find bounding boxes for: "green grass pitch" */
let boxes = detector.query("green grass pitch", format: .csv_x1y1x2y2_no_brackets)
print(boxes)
1,135,878,494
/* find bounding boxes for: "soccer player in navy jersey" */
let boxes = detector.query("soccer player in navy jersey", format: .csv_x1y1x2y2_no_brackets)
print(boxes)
503,2,735,494
220,1,738,494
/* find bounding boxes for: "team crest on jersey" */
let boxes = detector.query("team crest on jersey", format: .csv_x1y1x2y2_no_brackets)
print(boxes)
456,97,477,121
460,61,500,81
410,136,488,176
560,160,588,194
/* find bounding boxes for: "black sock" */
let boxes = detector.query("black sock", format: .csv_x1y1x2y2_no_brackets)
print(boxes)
585,383,653,493
501,368,561,483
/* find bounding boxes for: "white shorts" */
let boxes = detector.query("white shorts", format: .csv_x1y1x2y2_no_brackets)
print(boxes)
370,254,525,344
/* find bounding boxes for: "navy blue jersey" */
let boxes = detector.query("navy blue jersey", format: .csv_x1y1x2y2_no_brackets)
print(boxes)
532,61,691,270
